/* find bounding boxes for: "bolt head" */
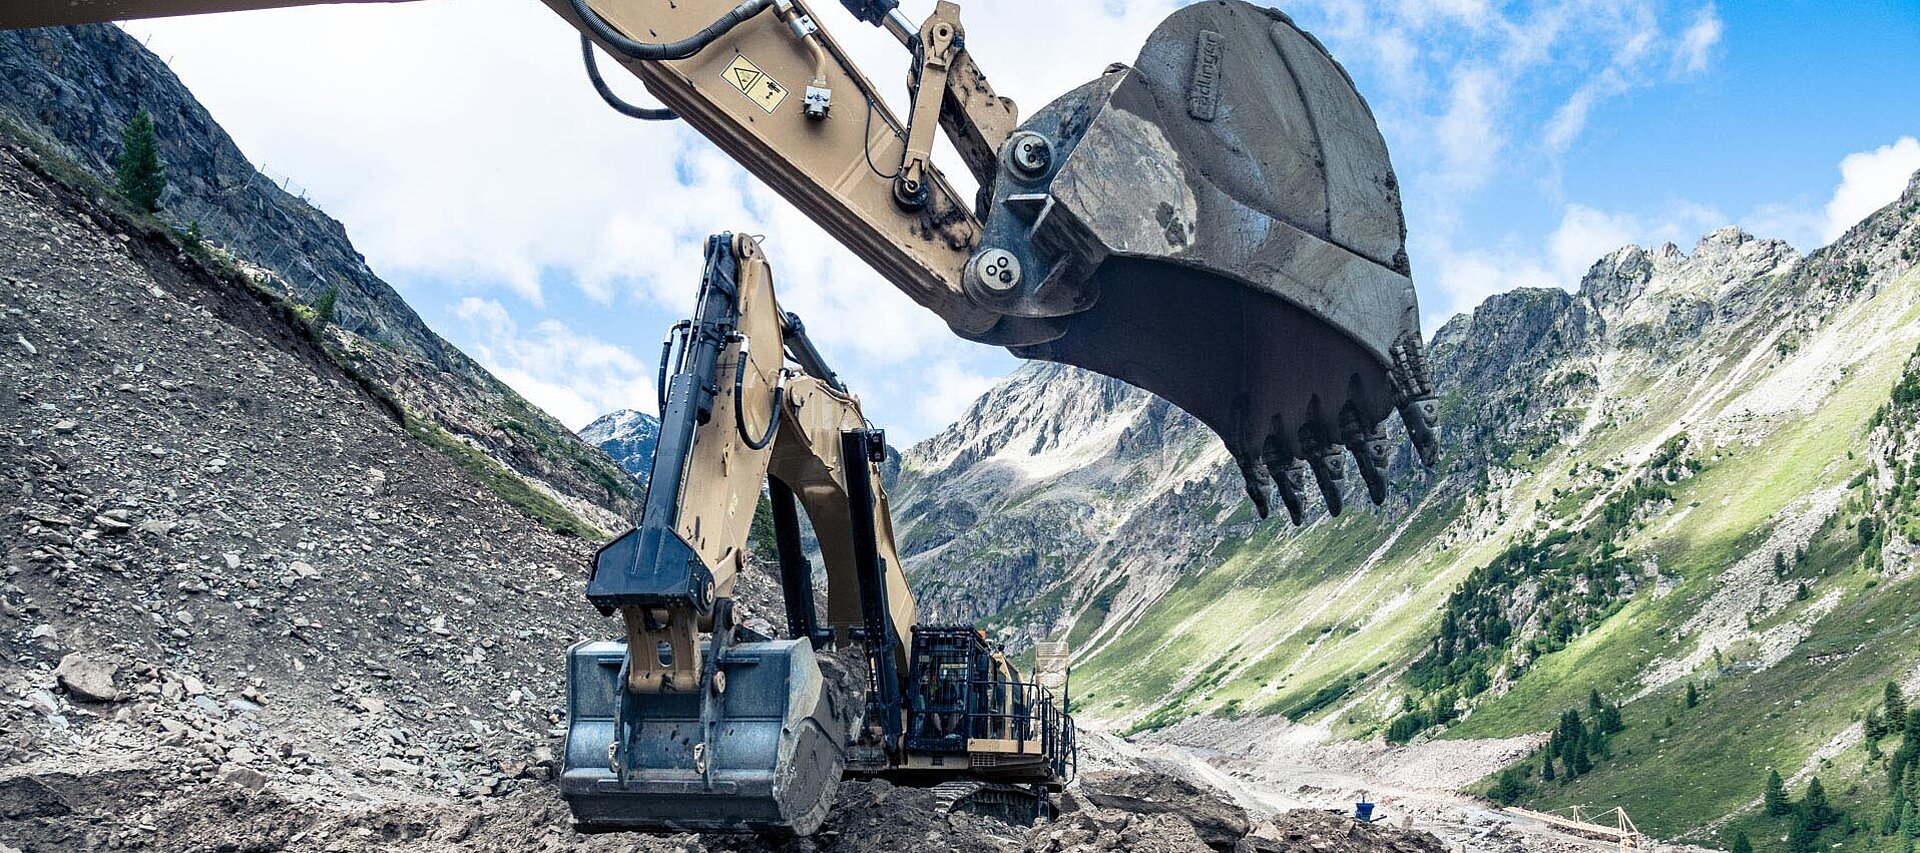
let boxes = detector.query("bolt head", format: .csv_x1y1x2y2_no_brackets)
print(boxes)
1007,132,1053,177
969,249,1022,294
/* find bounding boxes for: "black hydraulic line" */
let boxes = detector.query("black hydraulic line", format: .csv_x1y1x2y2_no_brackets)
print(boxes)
767,477,822,646
732,356,782,450
570,0,772,62
579,34,677,121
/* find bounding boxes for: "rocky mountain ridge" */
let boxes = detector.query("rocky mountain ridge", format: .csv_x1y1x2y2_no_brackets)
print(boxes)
579,408,659,484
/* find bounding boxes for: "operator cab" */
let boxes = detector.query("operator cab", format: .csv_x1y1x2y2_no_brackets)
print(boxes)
901,626,1072,785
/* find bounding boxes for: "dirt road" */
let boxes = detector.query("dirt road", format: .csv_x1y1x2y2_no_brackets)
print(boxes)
1096,715,1714,853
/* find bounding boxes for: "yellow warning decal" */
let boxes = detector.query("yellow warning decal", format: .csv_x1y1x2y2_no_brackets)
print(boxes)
722,54,787,114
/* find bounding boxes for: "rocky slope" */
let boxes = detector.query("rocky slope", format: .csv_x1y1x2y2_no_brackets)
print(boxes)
0,24,635,536
901,169,1920,849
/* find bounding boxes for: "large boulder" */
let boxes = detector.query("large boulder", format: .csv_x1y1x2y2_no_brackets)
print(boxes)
53,652,118,703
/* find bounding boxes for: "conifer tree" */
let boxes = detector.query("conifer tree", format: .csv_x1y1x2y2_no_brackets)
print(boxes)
1729,831,1753,853
1686,681,1699,708
1766,769,1792,816
1890,682,1908,730
113,110,165,213
1802,776,1833,830
1541,750,1556,782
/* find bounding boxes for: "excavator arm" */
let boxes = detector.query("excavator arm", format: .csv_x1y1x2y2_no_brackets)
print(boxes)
3,0,1441,521
563,233,929,834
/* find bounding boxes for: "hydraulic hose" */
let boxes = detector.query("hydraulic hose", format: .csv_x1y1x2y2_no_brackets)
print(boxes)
569,0,773,62
580,35,677,121
733,356,783,451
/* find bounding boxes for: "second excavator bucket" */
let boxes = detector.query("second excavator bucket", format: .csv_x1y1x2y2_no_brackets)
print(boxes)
559,639,860,835
963,1,1439,523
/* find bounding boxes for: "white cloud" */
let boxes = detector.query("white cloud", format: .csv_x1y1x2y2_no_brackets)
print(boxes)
1675,3,1723,73
1823,137,1920,242
1436,66,1505,189
1549,204,1640,285
1545,69,1628,152
915,360,998,428
453,297,656,430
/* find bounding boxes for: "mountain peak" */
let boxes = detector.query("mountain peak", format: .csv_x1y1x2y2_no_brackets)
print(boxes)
1906,167,1920,202
581,409,660,479
1695,225,1756,251
1578,245,1656,309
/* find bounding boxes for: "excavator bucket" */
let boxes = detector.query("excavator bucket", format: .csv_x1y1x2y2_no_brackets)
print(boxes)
559,638,859,835
965,1,1439,522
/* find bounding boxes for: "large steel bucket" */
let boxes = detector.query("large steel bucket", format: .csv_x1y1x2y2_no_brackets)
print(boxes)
560,639,855,835
965,1,1439,522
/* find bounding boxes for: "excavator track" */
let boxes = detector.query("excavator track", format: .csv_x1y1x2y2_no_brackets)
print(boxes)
929,779,1053,825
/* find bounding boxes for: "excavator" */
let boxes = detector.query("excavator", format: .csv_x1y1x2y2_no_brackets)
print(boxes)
5,0,1441,836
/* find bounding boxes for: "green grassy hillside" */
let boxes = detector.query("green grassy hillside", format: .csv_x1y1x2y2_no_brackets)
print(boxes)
1061,188,1920,848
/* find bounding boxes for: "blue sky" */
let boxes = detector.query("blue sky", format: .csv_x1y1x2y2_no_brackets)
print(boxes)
127,0,1920,443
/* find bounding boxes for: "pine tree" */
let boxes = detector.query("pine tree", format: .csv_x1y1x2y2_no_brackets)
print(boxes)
1766,769,1792,816
1686,681,1699,708
1541,750,1556,782
1729,831,1753,853
311,286,339,330
1796,581,1811,601
1491,767,1524,805
113,110,166,213
1774,550,1788,577
1890,682,1909,731
1802,776,1834,831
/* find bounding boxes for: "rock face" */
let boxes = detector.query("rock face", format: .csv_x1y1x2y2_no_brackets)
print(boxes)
0,24,634,533
579,408,660,479
894,362,1237,645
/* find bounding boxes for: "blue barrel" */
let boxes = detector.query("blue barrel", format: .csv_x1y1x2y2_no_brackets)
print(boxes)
1355,801,1375,822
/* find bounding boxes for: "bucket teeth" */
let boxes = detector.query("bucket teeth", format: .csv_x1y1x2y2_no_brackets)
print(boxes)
1300,424,1346,517
1397,396,1440,468
1266,458,1309,526
1237,455,1274,520
1343,411,1391,507
1389,333,1441,467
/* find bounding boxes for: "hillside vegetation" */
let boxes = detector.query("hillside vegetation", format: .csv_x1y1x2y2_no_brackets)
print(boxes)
902,171,1920,848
